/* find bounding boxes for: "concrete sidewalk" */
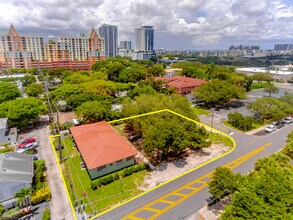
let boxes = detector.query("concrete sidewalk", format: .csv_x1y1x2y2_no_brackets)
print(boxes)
245,124,268,135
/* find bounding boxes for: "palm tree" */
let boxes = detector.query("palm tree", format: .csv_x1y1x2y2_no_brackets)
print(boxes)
14,187,32,208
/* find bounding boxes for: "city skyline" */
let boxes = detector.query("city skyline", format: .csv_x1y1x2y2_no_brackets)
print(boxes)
99,24,118,58
1,0,293,50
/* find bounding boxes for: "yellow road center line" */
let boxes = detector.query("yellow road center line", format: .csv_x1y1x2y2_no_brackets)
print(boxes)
122,142,271,220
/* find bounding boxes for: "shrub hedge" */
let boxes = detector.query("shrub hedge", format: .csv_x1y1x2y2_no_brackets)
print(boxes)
122,163,147,177
91,163,147,190
33,160,46,190
251,83,270,90
31,187,51,205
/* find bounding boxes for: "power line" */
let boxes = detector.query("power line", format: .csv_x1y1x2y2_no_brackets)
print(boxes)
61,138,97,216
39,69,62,161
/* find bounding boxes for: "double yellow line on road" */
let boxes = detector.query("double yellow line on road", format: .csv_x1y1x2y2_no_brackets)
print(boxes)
123,142,271,220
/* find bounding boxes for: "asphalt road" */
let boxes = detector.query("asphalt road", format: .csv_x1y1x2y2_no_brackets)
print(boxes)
19,116,75,220
94,120,293,220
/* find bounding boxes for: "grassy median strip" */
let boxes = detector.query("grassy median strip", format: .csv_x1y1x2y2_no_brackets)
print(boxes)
222,120,265,132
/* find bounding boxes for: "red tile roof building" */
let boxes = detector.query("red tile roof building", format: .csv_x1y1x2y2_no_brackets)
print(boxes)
70,121,137,179
156,76,207,95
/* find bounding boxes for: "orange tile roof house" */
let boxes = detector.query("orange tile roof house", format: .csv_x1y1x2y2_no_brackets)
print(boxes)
156,76,207,95
70,121,137,179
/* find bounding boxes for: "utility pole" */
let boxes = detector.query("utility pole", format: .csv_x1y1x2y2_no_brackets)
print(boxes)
39,69,63,162
211,109,214,131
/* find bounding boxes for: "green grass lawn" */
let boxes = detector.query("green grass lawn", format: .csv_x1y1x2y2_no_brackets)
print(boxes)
223,120,265,132
209,132,234,148
54,137,148,215
193,106,210,115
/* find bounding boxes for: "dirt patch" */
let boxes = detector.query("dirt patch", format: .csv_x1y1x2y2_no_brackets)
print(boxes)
139,144,230,191
57,112,76,125
199,196,231,220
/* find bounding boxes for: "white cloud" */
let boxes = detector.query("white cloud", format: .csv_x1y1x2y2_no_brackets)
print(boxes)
0,0,293,49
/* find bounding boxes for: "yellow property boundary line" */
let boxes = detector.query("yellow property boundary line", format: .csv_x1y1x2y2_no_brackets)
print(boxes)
49,109,236,220
49,135,78,220
92,109,236,219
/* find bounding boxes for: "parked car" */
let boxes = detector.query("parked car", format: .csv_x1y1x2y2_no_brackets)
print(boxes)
283,117,293,124
226,100,244,108
265,125,277,133
275,121,286,129
18,137,36,149
16,142,38,153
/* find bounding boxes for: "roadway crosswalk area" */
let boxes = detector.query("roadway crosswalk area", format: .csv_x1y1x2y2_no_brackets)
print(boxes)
122,143,271,220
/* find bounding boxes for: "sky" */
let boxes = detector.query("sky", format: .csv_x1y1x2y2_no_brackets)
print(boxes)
1,0,293,50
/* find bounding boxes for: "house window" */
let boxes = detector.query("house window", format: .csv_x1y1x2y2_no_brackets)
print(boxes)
116,160,122,165
97,165,106,172
126,157,133,161
109,163,113,166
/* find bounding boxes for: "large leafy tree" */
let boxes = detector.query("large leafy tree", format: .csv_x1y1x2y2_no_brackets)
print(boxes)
252,72,272,82
0,97,47,127
121,94,211,160
222,164,293,219
279,93,293,106
21,75,36,86
247,97,293,121
67,93,113,109
25,83,44,97
283,130,293,159
193,80,246,106
181,66,206,78
75,101,113,123
127,86,157,99
63,72,92,84
208,167,243,199
118,65,146,83
228,112,254,131
0,82,21,104
143,118,210,159
122,93,197,119
264,84,279,97
147,64,165,77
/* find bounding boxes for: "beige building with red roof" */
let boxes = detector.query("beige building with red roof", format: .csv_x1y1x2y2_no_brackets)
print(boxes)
70,121,137,179
156,76,207,95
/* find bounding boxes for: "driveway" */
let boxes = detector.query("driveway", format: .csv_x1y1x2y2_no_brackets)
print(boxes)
18,116,74,220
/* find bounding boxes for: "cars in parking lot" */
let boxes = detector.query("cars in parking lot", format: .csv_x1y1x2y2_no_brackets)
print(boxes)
18,137,36,148
226,100,244,108
275,121,286,129
265,125,277,133
283,117,293,124
16,142,38,153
